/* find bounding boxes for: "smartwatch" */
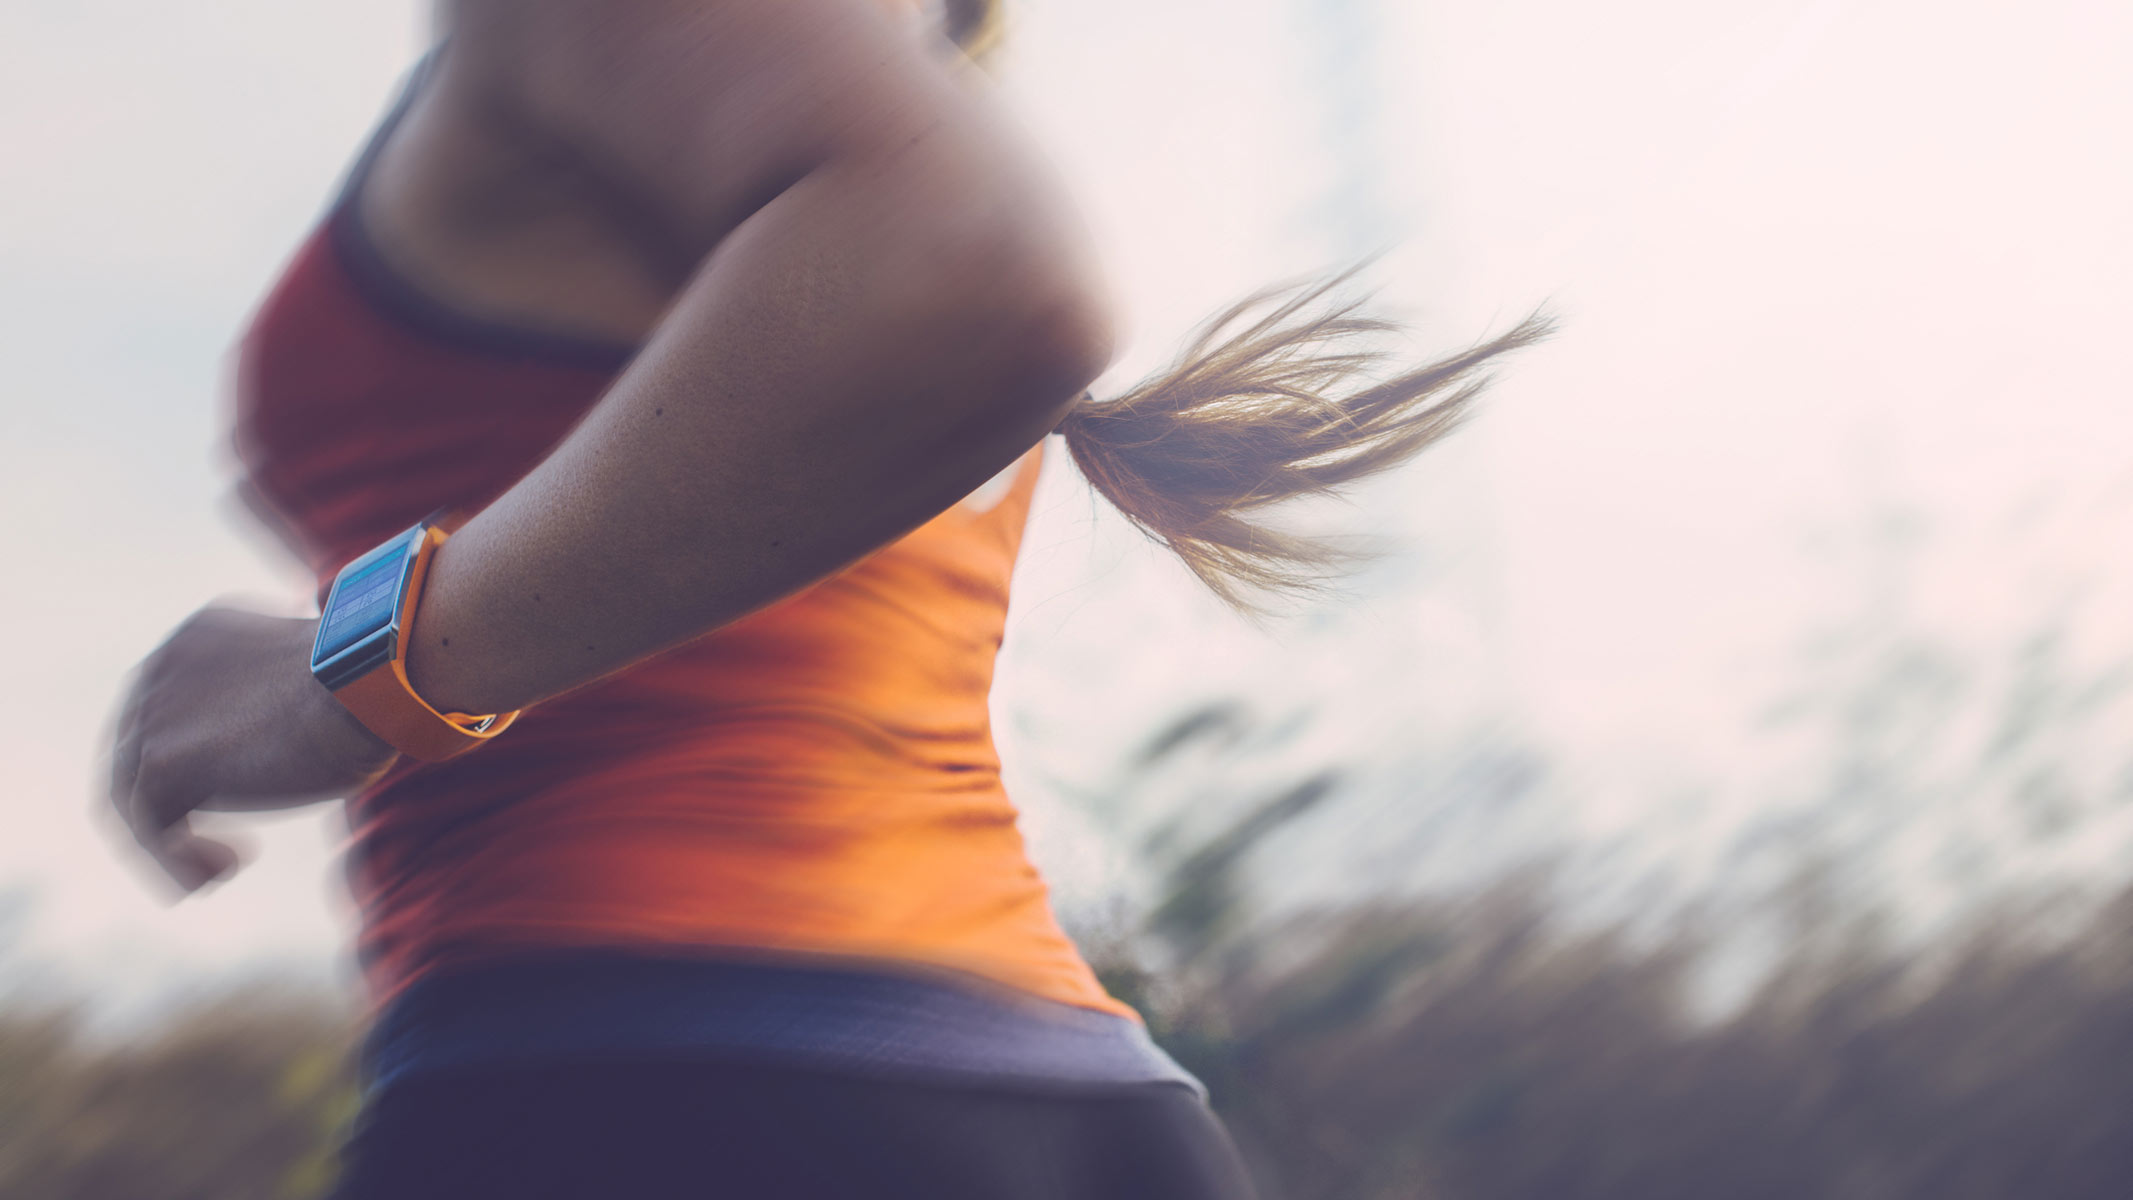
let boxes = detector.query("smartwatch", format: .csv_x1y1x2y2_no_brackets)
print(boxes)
309,517,519,761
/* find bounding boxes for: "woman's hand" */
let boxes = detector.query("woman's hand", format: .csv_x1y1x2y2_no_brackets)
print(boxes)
103,604,399,895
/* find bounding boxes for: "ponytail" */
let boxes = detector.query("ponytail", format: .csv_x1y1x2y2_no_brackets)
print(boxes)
1056,270,1553,615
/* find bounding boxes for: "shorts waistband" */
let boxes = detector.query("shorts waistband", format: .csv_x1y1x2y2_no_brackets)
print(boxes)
363,950,1205,1100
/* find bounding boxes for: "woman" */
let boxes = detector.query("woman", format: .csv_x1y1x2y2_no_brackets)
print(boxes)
103,0,1544,1195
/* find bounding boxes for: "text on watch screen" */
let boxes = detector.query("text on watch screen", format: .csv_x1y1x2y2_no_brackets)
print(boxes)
318,553,405,661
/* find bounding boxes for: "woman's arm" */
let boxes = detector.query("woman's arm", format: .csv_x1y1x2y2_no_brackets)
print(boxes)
404,0,1113,716
103,0,1112,892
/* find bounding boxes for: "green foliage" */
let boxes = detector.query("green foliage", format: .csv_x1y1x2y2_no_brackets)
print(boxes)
0,985,358,1200
1149,771,1340,953
1112,869,2133,1200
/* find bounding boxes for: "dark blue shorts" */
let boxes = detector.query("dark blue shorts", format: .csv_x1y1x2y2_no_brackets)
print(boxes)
328,1056,1258,1199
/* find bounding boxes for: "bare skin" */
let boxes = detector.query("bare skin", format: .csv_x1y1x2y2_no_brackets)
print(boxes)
104,0,1115,892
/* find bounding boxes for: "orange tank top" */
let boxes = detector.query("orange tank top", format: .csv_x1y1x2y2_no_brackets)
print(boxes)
230,58,1132,1026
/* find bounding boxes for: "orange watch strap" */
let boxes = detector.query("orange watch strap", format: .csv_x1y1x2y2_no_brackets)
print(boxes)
328,525,519,761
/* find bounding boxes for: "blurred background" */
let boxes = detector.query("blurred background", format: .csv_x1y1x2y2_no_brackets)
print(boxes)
4,0,2130,1196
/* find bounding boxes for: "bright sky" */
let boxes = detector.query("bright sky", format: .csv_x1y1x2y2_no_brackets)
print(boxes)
3,0,2129,1018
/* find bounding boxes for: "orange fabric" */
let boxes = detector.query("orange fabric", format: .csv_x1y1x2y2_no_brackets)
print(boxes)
235,208,1132,1020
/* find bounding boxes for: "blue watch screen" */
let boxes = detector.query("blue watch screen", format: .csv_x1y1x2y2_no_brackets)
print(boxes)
317,550,408,662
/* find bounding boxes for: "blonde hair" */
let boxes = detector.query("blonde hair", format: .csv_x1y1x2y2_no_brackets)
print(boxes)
1057,271,1554,615
947,2,1551,613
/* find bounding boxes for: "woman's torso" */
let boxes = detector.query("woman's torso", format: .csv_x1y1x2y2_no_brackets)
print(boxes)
233,34,1194,1095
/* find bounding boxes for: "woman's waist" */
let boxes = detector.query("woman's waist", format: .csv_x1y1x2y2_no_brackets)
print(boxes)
345,739,1058,988
349,838,1125,1021
361,947,1197,1098
348,728,1031,943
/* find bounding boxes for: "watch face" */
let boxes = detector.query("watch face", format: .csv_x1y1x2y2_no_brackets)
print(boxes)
315,530,419,665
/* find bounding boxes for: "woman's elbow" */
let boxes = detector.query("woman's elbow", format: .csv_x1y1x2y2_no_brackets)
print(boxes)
919,223,1117,420
998,263,1117,412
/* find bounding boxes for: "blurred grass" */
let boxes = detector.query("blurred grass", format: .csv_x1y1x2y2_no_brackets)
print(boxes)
0,983,358,1200
6,862,2133,1198
1113,867,2133,1200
